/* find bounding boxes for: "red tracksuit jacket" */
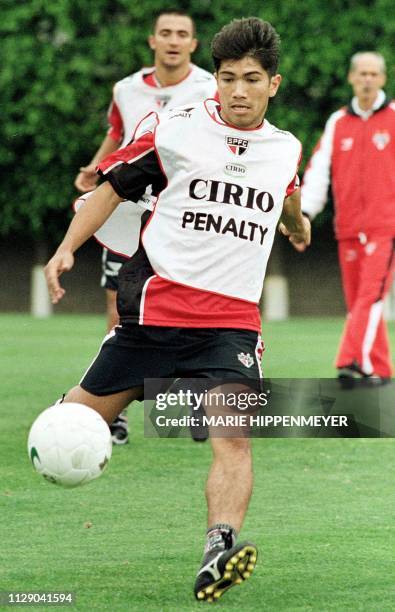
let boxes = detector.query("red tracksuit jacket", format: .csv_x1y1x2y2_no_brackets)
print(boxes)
301,95,395,239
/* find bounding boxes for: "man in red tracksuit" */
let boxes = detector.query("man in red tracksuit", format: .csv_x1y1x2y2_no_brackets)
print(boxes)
301,52,394,386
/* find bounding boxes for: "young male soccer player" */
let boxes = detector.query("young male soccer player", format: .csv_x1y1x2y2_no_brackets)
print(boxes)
45,18,310,603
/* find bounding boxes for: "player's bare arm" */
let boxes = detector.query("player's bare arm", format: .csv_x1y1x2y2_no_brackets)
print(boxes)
74,135,120,192
279,188,311,252
45,182,123,303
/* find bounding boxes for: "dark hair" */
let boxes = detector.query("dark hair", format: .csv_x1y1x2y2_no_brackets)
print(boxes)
152,9,196,36
211,18,280,76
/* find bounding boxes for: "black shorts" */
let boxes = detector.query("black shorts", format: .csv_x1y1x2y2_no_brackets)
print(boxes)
80,323,263,395
100,248,129,291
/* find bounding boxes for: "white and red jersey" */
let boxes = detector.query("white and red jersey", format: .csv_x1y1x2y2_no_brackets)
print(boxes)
301,91,395,239
73,191,150,258
94,64,217,258
98,100,301,331
107,64,217,147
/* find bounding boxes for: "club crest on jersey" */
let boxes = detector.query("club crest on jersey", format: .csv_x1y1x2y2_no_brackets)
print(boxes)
155,95,171,109
237,352,254,368
372,130,390,151
226,136,249,156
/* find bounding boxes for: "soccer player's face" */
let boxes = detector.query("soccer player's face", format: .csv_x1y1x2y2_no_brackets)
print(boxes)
216,57,281,129
348,55,386,101
149,15,197,70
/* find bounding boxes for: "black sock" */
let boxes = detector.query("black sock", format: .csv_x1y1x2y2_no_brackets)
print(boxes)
204,523,237,554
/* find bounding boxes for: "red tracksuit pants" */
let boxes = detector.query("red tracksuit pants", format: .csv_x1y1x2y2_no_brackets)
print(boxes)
336,235,395,377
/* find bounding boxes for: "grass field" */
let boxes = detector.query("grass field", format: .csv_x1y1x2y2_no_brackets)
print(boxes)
0,314,394,611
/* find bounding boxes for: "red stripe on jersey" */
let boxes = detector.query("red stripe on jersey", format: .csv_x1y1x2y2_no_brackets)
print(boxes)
107,100,124,143
140,276,261,332
285,147,302,196
97,131,155,174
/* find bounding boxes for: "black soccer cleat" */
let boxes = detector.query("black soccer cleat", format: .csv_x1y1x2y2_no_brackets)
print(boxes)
194,542,258,602
338,363,392,390
110,412,129,445
189,403,209,443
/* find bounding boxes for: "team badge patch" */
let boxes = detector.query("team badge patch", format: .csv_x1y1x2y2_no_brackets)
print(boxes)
155,94,171,109
237,352,254,368
372,131,390,151
340,137,353,151
226,136,249,156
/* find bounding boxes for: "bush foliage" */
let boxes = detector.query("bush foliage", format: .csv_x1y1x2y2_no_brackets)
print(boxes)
0,0,393,240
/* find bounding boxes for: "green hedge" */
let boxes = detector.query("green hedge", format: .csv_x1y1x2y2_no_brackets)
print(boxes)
0,0,393,240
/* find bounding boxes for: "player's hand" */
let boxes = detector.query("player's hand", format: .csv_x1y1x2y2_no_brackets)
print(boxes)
74,164,98,193
44,250,75,304
279,215,311,252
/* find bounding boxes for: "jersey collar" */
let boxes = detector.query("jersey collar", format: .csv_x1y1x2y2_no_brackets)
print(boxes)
204,99,265,132
348,89,388,118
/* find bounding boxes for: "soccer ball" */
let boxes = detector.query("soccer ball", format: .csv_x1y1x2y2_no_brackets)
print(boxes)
27,402,112,488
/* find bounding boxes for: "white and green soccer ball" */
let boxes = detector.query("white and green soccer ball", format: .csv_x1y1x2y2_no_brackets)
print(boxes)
28,403,112,488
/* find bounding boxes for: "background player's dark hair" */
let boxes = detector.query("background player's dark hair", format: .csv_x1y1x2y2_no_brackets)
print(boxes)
152,9,196,36
211,18,280,76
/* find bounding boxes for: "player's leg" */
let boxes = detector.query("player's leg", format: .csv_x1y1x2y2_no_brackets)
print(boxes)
194,422,257,602
64,385,142,425
336,236,394,381
206,435,253,532
101,248,131,441
177,329,261,601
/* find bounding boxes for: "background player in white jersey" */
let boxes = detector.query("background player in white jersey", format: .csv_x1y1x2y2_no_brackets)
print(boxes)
74,9,216,333
46,18,310,603
74,9,216,444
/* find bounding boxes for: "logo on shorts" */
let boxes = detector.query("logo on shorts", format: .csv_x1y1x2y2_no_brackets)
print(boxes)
226,136,249,156
372,131,390,150
237,352,254,368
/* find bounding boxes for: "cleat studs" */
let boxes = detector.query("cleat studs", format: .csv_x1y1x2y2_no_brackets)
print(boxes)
197,591,205,600
207,596,213,602
243,571,251,579
247,563,255,571
206,586,214,595
237,562,245,571
231,556,238,564
235,577,243,585
238,550,246,559
224,571,232,580
225,562,233,571
214,592,221,600
249,555,257,564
